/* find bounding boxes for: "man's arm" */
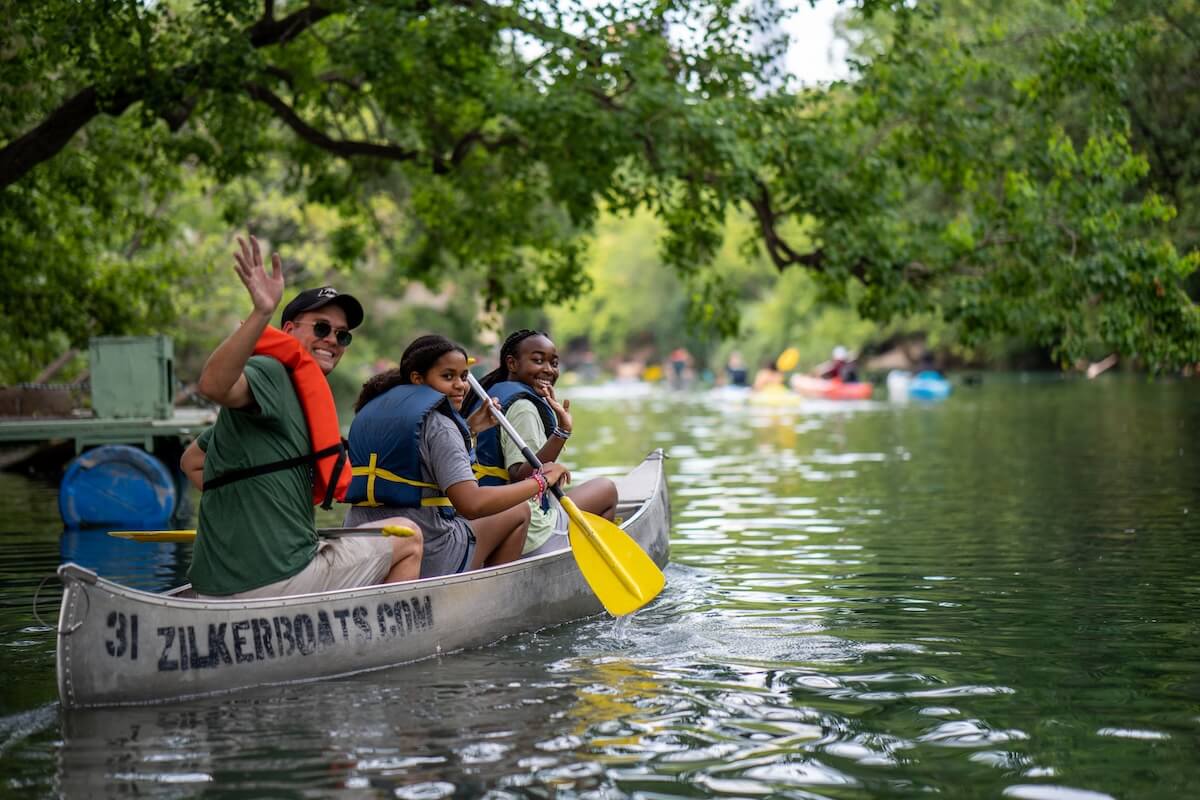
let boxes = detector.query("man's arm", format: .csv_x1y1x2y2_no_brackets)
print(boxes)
196,235,285,409
180,439,206,491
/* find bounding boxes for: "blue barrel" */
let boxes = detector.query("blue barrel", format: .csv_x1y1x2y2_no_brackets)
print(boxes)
58,444,177,528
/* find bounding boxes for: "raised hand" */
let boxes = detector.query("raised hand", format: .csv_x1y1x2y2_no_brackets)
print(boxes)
542,384,573,434
232,234,284,316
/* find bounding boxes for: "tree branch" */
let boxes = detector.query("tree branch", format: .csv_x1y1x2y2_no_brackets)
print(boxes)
0,86,140,191
0,3,336,191
244,82,428,166
748,178,868,280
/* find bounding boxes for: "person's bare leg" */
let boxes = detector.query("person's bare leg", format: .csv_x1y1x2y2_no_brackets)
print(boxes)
468,504,530,569
566,477,618,521
359,516,423,583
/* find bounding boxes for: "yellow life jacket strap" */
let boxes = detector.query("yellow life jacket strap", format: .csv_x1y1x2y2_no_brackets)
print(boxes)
473,463,510,482
351,453,451,508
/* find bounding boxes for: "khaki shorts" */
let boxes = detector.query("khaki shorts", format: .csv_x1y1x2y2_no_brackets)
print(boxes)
198,536,394,600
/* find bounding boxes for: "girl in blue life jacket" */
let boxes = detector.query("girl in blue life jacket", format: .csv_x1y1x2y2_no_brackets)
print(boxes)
343,335,569,577
468,329,619,558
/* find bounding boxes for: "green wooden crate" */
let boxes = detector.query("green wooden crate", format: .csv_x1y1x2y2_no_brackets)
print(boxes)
88,336,174,419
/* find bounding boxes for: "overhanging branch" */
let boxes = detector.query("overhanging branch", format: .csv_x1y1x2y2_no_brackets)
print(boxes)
245,83,426,164
748,178,865,279
0,3,336,191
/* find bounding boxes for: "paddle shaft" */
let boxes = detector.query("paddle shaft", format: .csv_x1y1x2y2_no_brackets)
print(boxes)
465,373,642,596
109,526,415,543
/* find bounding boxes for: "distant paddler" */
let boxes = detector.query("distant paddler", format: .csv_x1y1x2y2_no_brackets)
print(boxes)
752,347,797,392
811,345,859,382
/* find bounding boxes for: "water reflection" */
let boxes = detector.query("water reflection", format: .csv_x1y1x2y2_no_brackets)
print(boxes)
58,529,189,592
2,377,1199,797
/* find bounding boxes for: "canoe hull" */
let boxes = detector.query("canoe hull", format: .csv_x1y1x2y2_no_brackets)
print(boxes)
56,451,670,708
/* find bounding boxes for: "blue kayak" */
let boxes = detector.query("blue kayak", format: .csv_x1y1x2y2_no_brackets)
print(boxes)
909,370,952,400
887,370,951,401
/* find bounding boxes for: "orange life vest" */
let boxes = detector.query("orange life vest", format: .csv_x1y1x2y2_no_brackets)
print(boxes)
202,326,350,509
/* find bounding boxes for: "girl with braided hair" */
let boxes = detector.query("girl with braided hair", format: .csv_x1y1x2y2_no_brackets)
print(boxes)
343,334,569,577
468,329,618,558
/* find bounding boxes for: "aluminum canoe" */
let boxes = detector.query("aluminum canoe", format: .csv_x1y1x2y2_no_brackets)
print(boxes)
55,450,670,709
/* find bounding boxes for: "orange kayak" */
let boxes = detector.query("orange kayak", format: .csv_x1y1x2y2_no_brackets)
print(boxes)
789,375,873,400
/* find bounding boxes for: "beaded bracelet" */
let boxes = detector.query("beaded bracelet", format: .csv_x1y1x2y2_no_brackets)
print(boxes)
530,470,548,502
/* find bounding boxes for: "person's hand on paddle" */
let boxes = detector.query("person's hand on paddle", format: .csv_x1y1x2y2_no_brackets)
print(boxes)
539,384,573,435
465,396,502,435
539,461,570,488
233,234,284,317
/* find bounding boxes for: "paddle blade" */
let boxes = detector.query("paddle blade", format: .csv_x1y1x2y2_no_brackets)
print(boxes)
776,347,800,372
565,505,665,617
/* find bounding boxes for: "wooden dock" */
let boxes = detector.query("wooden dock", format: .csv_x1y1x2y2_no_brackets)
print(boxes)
0,408,215,454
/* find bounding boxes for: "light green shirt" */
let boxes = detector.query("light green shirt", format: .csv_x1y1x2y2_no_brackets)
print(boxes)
500,398,558,553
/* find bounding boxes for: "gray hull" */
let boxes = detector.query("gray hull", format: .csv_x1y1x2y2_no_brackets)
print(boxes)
56,451,670,708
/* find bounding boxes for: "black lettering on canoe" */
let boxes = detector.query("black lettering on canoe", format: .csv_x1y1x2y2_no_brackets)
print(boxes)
252,618,275,660
333,608,351,641
317,611,337,649
275,616,295,657
209,623,232,666
352,606,372,641
232,621,254,664
130,614,138,660
293,614,316,655
396,600,412,633
377,602,394,637
411,596,432,630
105,611,127,657
179,626,189,671
157,627,179,671
186,623,233,670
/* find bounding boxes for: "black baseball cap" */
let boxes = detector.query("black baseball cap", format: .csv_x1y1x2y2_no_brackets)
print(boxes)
281,286,364,330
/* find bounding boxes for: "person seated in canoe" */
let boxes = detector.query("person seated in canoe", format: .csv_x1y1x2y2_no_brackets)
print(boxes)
817,346,859,382
468,329,619,558
752,358,786,391
344,334,570,576
181,234,423,600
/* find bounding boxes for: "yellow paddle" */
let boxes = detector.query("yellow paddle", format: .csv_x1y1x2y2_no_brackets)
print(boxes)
776,347,801,372
108,525,417,544
466,373,665,617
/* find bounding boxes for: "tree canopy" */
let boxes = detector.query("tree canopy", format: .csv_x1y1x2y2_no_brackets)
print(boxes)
2,0,1197,382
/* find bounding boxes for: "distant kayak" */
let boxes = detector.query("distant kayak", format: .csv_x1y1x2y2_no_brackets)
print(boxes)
887,370,951,401
788,375,873,401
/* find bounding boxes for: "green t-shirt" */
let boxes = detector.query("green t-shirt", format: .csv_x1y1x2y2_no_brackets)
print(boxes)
188,356,317,595
500,398,559,553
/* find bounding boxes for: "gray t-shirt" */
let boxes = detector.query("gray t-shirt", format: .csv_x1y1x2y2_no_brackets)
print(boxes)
344,410,475,577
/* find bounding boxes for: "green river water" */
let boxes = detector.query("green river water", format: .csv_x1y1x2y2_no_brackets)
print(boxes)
1,375,1198,798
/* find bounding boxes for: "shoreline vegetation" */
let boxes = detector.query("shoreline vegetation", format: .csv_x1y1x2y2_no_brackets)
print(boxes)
3,1,1199,388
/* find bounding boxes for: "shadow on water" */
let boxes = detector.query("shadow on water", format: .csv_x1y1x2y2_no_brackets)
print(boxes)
3,375,1200,797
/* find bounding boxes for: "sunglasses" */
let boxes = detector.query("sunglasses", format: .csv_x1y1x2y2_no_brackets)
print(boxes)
293,320,353,347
